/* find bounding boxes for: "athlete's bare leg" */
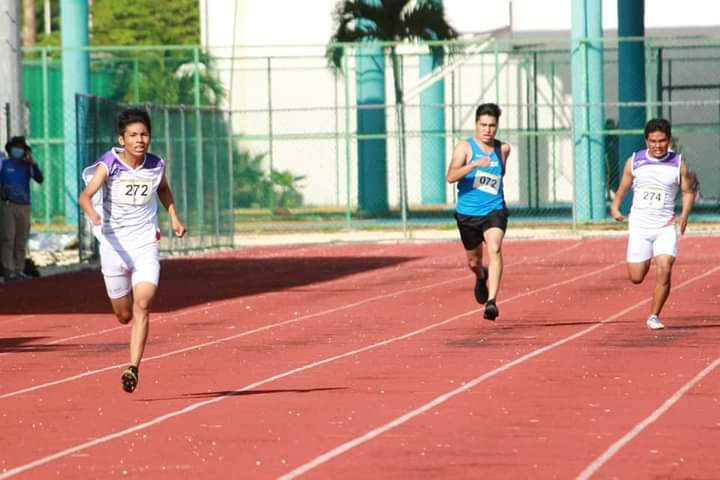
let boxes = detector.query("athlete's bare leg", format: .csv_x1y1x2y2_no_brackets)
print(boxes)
650,255,675,316
129,282,157,367
483,227,505,300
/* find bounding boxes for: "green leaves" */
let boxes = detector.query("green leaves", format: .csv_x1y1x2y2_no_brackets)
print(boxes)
327,0,459,71
91,0,200,46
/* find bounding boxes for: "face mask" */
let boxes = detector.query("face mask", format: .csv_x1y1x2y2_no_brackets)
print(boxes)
10,147,25,160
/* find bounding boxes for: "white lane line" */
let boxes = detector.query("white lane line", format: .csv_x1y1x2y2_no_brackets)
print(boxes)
278,264,720,480
0,275,462,400
0,242,586,397
577,365,720,478
0,314,37,325
0,243,412,353
0,240,583,355
0,254,610,479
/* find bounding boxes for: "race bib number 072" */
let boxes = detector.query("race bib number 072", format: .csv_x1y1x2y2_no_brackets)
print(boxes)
112,178,153,205
473,171,500,195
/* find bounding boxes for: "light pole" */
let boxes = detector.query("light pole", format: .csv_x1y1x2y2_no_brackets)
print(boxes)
0,0,25,140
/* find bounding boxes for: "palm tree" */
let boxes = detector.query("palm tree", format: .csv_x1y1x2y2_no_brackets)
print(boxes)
327,0,458,219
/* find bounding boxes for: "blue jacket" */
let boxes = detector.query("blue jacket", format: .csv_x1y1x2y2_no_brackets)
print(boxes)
0,154,44,205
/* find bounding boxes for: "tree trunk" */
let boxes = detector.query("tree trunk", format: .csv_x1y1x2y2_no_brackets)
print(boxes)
22,0,35,46
390,48,408,236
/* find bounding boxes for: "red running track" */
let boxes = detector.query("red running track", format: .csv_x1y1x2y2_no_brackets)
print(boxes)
1,236,719,479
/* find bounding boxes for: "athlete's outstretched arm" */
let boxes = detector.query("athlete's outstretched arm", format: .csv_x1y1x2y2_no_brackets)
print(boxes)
610,157,634,222
157,173,186,237
78,165,108,226
678,160,697,235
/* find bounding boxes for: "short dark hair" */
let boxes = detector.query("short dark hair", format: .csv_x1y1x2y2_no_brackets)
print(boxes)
118,108,152,135
475,103,502,121
644,118,671,139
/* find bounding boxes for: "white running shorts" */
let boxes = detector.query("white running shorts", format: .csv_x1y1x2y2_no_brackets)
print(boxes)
626,224,678,263
100,241,160,299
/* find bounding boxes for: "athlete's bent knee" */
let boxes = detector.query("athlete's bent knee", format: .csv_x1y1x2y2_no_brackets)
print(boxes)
116,310,132,324
467,257,480,272
134,299,151,313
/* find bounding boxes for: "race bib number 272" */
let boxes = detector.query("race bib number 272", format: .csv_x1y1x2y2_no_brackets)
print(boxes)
112,178,153,205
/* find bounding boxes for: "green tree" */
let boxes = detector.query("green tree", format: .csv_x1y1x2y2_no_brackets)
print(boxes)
91,0,199,46
233,151,305,209
327,0,458,216
30,0,200,47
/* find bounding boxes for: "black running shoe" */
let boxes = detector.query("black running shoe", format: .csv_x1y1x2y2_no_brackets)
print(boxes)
121,366,139,393
484,299,499,321
474,267,489,304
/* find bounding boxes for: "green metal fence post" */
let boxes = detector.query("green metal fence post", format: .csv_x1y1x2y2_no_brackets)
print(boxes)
163,107,173,240
41,47,51,228
645,39,654,121
179,105,188,230
343,49,352,229
193,47,201,109
133,59,140,103
226,110,234,245
195,107,204,245
212,108,220,239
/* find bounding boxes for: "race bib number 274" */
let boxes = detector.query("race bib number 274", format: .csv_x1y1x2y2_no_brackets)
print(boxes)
635,186,665,209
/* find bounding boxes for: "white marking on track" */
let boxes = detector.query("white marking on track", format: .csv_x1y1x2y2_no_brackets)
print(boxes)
0,251,609,479
278,265,720,479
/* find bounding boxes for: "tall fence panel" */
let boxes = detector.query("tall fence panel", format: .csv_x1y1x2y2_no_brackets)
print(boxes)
22,36,720,250
75,95,234,262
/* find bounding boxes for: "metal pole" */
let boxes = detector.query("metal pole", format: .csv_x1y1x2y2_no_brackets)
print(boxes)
493,38,500,102
212,108,220,240
571,111,577,235
0,0,24,136
61,0,89,226
266,56,275,214
645,40,653,121
334,68,340,206
551,60,557,203
42,47,51,228
193,46,201,109
195,106,204,245
343,50,352,229
133,59,140,103
226,110,234,246
179,105,188,237
163,107,173,241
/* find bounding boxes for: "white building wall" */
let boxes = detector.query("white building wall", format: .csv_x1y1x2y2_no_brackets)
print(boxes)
200,0,720,208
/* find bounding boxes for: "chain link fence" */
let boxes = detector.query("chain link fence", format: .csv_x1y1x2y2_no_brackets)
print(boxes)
75,94,234,262
19,36,720,260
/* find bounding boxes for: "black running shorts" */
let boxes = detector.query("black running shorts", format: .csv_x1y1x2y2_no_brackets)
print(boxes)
454,208,509,250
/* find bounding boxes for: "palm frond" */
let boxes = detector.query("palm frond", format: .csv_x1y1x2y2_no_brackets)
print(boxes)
326,0,460,72
401,0,459,64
